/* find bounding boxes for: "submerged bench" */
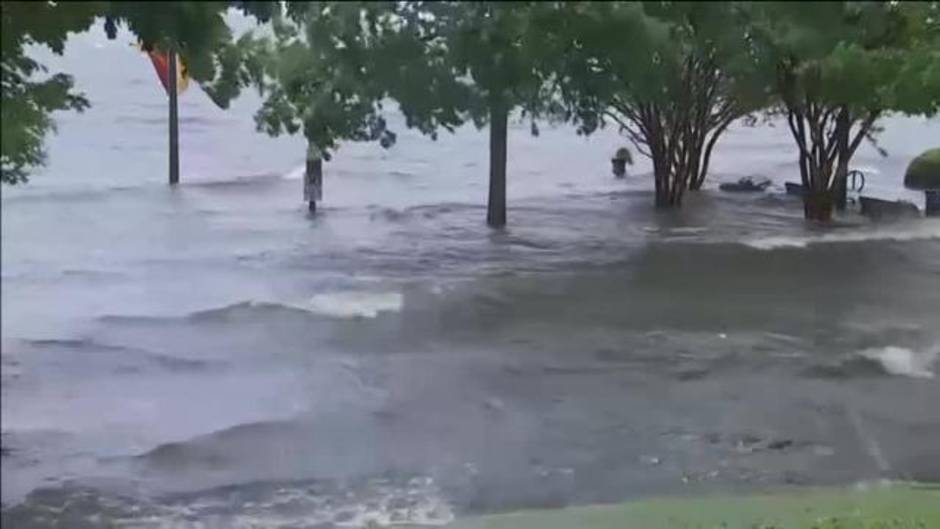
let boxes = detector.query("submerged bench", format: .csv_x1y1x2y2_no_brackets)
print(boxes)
859,196,920,219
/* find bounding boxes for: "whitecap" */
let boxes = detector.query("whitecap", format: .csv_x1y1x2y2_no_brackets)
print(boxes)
858,345,938,379
306,291,403,319
6,477,454,528
852,165,881,176
668,226,709,235
744,221,940,250
172,293,403,321
283,164,306,180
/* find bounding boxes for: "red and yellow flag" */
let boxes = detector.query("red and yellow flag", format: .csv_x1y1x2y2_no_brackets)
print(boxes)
137,44,189,95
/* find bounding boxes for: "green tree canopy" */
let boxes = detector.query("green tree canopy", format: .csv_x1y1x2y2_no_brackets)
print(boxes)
1,1,274,184
744,1,940,220
146,2,582,224
551,1,765,208
377,1,560,227
203,2,400,158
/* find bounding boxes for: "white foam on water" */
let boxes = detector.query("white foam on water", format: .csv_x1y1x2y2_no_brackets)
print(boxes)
174,292,404,321
642,226,708,235
283,164,306,181
229,478,453,528
744,220,940,250
852,165,881,176
858,345,938,379
92,477,454,528
306,291,404,319
669,226,709,235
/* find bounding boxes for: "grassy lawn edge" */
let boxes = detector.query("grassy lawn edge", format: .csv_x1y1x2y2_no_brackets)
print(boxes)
448,482,940,529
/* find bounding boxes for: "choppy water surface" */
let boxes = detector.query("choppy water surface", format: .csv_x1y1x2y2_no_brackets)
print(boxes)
3,25,940,528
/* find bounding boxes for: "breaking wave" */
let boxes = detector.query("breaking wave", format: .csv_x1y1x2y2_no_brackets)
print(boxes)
97,290,404,325
858,345,938,379
4,477,454,528
307,291,404,319
743,220,940,250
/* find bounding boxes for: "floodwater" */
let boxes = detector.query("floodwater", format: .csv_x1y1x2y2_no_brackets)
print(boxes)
3,24,940,528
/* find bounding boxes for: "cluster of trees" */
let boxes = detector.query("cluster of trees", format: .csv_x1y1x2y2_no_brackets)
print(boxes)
4,1,939,225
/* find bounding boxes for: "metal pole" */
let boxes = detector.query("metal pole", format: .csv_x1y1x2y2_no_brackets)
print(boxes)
168,49,179,185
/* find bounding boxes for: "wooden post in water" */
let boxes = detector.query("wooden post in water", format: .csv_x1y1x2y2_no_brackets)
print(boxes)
168,49,179,185
304,141,323,213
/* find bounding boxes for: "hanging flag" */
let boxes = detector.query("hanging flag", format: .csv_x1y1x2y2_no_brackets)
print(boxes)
137,43,189,95
147,49,189,95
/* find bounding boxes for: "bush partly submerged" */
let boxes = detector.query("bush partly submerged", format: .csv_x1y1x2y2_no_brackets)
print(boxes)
904,148,940,190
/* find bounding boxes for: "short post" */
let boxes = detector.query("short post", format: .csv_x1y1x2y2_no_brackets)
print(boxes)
304,142,323,213
926,190,939,217
168,48,179,185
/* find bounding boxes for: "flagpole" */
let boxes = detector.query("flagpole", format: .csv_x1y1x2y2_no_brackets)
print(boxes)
168,48,179,185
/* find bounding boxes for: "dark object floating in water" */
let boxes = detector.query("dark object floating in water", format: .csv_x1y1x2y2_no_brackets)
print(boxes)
859,196,920,219
611,147,633,178
767,439,795,451
785,182,805,196
719,176,771,192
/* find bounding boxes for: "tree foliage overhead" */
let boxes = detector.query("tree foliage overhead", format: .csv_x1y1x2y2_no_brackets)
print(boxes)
381,2,557,129
383,1,562,226
217,1,560,225
1,1,275,184
202,2,401,159
2,1,97,184
745,1,940,219
553,1,765,207
5,0,939,230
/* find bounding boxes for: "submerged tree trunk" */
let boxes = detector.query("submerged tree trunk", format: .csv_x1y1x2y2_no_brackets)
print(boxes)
304,141,323,214
653,157,670,208
832,109,850,211
782,96,878,221
487,101,508,227
832,172,848,211
803,189,834,221
651,139,679,208
605,54,739,208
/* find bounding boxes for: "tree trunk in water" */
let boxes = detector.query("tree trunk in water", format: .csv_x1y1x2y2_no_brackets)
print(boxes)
654,176,681,207
803,189,833,221
833,109,850,211
833,170,849,211
833,163,848,211
487,102,508,227
655,188,671,208
652,149,686,208
653,154,671,208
